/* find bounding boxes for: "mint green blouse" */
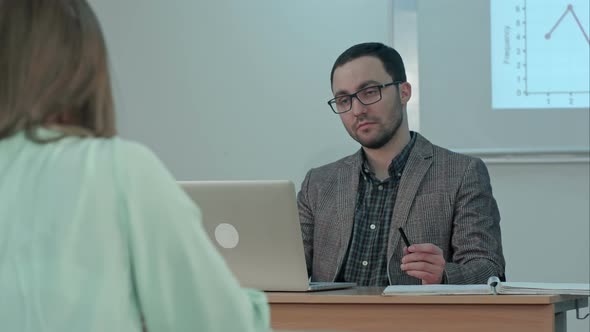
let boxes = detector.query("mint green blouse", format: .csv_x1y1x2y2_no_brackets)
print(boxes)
0,129,270,332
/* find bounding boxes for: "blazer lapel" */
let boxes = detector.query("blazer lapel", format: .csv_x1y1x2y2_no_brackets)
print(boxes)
335,150,362,274
387,134,433,260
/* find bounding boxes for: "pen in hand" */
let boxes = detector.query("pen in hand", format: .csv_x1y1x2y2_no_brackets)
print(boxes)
398,227,412,248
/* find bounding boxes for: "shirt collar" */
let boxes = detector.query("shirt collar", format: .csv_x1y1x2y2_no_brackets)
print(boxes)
361,131,417,179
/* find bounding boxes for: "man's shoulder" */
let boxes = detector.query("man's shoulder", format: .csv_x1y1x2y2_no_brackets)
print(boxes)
416,133,481,166
433,144,479,164
318,151,359,170
412,134,490,191
301,150,361,187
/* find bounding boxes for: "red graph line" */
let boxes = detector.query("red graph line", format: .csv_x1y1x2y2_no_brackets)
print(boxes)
544,4,590,45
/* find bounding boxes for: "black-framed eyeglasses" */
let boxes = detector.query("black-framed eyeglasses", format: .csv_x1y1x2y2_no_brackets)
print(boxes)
327,81,403,114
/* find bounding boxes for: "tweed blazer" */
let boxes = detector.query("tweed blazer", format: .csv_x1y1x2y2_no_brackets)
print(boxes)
297,133,505,285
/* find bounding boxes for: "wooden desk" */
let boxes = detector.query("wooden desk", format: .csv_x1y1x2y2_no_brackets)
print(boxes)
268,287,588,332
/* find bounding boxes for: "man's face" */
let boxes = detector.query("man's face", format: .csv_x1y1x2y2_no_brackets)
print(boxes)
331,56,409,150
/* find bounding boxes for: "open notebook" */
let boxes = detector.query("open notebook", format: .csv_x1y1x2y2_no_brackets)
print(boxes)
383,276,590,296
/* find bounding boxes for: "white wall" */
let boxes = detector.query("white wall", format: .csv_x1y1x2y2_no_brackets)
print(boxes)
487,162,589,331
90,1,589,330
90,0,395,186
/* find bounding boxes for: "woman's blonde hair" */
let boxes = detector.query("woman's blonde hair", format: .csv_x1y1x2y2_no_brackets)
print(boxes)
0,0,116,141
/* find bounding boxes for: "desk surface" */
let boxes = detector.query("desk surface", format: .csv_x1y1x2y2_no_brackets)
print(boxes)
267,286,586,305
268,287,588,332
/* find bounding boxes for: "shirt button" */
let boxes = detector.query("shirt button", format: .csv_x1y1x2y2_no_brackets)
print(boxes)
370,224,376,230
378,185,383,190
362,261,368,266
397,173,402,177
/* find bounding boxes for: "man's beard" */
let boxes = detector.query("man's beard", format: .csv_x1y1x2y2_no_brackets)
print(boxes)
352,103,403,150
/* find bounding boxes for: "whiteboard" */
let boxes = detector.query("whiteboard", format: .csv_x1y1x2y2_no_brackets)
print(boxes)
393,0,590,154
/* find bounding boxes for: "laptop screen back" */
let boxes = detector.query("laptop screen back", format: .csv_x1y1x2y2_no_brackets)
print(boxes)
179,180,310,291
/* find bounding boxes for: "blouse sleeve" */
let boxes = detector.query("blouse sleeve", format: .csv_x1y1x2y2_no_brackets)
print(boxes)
113,141,270,332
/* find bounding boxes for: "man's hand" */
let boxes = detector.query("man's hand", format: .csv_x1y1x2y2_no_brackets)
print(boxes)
400,243,445,284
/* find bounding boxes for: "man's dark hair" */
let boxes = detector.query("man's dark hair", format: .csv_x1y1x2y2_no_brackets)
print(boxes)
330,42,407,87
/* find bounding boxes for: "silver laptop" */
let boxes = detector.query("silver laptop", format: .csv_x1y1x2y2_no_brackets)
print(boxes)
179,180,356,292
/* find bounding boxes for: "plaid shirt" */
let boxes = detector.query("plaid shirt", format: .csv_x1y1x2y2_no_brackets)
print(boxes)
338,133,416,286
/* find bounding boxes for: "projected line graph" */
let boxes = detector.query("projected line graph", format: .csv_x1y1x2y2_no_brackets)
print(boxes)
544,4,589,45
524,1,589,97
491,0,590,109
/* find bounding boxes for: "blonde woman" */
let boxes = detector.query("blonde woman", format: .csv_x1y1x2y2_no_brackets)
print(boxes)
0,1,270,331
